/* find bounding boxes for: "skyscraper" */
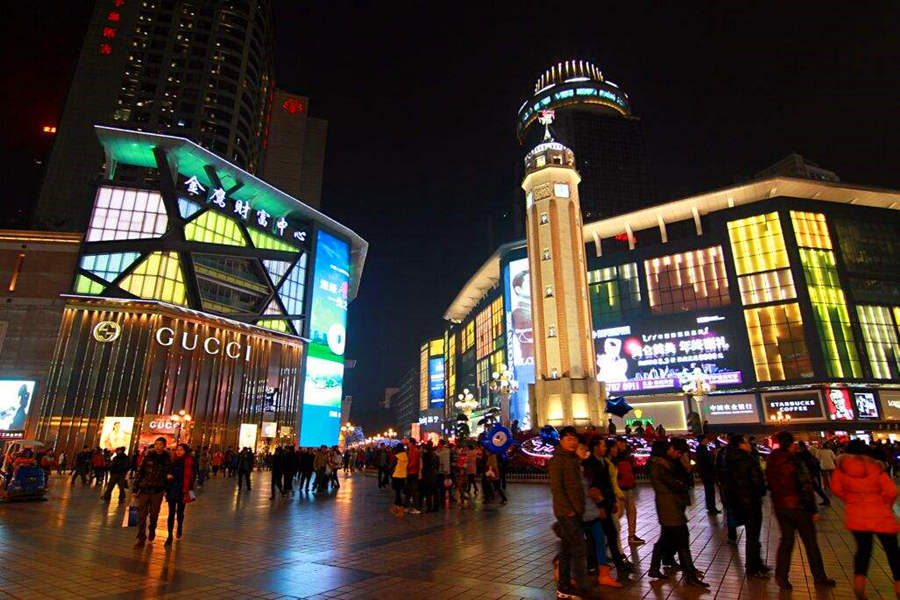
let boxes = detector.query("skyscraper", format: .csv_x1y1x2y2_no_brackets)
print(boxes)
35,0,276,230
517,60,653,222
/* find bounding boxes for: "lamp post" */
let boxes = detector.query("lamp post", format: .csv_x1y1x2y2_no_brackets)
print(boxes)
170,409,192,444
455,388,478,416
340,422,354,449
490,363,518,426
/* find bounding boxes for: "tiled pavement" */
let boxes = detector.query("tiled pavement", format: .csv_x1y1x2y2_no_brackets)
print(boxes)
0,470,896,599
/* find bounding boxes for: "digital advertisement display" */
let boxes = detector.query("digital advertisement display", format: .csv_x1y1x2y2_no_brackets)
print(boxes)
261,421,278,438
138,414,186,448
300,230,350,447
592,314,743,394
763,391,824,422
239,423,258,449
0,380,34,431
503,258,535,427
428,357,445,405
825,388,854,421
853,392,879,419
99,416,134,450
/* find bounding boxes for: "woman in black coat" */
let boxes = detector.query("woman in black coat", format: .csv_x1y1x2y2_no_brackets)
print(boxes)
165,443,194,546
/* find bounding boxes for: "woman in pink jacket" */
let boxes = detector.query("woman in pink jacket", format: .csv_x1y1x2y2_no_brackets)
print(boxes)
831,440,900,599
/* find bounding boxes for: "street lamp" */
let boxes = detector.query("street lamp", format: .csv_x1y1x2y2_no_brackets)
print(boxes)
455,388,478,415
682,372,713,434
490,363,518,426
340,422,354,449
170,409,192,444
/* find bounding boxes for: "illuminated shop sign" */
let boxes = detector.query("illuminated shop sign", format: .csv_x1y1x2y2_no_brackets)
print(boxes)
154,326,252,360
520,436,556,460
180,175,308,244
763,391,824,422
503,257,535,427
418,415,440,425
853,392,879,420
702,394,761,425
825,388,855,421
299,230,350,447
428,357,445,405
593,314,743,394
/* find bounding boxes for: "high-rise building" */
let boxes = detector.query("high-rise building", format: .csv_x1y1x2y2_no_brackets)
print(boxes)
35,0,276,231
261,89,327,209
521,118,604,426
516,60,653,222
755,153,840,183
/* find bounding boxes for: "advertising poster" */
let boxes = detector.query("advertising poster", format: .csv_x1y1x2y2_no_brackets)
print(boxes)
825,388,855,421
261,421,277,438
503,258,535,427
99,416,134,450
763,391,824,422
300,230,350,447
428,357,445,405
239,423,258,449
853,392,879,419
138,414,185,449
592,314,743,394
0,380,34,431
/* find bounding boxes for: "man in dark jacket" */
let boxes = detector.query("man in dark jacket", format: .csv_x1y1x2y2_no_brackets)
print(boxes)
237,447,254,491
548,426,587,599
283,446,298,494
70,446,92,486
722,435,769,576
132,437,172,548
765,431,835,590
270,446,284,499
102,447,130,502
696,439,720,514
299,448,314,491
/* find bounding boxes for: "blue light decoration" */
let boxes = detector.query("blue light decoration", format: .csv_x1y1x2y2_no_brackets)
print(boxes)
299,230,350,447
539,424,560,447
503,258,535,428
482,424,513,454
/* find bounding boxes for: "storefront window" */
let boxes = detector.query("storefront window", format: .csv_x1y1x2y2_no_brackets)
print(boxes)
588,263,641,327
799,248,862,378
737,268,796,305
727,212,789,277
856,305,900,379
744,302,812,381
118,251,187,306
644,246,730,315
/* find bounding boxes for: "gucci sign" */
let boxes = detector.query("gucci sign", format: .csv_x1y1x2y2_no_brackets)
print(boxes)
154,327,251,361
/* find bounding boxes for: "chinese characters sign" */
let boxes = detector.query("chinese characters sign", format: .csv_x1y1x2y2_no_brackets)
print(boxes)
99,0,125,55
702,393,760,425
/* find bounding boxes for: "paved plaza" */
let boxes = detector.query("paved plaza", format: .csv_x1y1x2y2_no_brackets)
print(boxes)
0,470,896,600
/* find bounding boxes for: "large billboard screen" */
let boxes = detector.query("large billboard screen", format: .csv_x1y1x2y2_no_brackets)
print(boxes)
99,417,134,450
429,357,445,405
300,230,350,447
503,258,535,427
593,314,743,394
0,380,34,431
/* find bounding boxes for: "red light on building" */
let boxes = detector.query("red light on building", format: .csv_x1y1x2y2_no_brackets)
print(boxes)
107,11,120,21
102,26,117,39
113,0,125,5
614,233,637,246
99,43,112,55
42,126,57,134
281,98,305,114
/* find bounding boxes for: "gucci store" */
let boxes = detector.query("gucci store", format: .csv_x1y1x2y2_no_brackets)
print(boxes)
35,127,367,455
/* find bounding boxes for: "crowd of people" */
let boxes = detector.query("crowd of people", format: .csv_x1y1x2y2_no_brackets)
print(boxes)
548,427,900,600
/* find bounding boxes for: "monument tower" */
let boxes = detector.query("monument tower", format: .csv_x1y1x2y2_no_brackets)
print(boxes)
522,111,605,426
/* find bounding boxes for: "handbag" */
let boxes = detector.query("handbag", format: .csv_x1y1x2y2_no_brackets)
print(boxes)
184,490,196,504
124,501,139,527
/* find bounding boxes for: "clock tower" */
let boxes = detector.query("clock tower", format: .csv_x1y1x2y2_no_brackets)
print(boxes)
522,112,604,427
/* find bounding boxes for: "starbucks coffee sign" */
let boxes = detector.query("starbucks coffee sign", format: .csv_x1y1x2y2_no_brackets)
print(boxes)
154,326,251,361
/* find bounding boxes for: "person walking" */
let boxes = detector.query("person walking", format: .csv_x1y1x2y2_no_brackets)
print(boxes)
614,437,643,544
91,448,107,487
817,444,837,489
312,445,328,494
406,438,421,514
390,443,408,517
831,439,900,599
798,441,830,506
549,427,588,599
283,446,298,495
485,450,507,505
421,442,439,512
647,439,708,587
583,438,628,585
132,437,171,548
103,447,130,502
270,446,285,499
721,435,770,577
607,418,616,436
164,443,194,547
57,451,67,475
377,444,390,489
697,437,721,515
237,447,253,491
766,431,835,590
71,446,91,485
299,448,314,492
196,446,211,488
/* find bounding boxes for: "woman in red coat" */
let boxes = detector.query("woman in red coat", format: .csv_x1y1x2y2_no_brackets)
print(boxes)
831,440,899,599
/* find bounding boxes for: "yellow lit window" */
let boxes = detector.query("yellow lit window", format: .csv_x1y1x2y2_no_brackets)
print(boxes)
420,343,429,410
118,251,186,306
462,320,475,352
744,302,812,381
790,211,832,250
857,305,900,379
644,246,730,314
476,306,492,359
727,212,789,277
429,338,444,357
737,268,797,305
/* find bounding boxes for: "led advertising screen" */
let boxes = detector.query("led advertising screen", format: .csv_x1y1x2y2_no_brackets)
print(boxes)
300,230,350,447
428,357,445,405
853,392,879,419
825,388,854,421
503,258,535,427
239,423,258,449
99,417,134,450
592,314,743,394
0,380,34,431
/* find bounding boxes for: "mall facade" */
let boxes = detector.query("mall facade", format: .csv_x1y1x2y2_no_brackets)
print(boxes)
430,176,900,438
35,126,367,455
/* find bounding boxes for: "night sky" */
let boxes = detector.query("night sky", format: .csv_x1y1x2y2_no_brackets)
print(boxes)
3,2,899,433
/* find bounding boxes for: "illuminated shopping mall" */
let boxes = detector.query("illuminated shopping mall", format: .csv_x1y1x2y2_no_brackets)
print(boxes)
35,126,367,456
418,175,900,440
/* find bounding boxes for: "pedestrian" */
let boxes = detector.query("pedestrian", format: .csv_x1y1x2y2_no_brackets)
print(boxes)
797,441,830,505
548,426,588,599
766,430,835,590
390,443,408,517
613,437,644,545
312,445,328,493
406,438,421,514
103,447,130,502
436,440,452,507
465,443,479,499
57,451,66,475
579,438,622,588
132,437,172,548
830,439,900,599
283,446,298,495
377,444,390,488
71,446,91,486
817,444,837,488
647,439,708,587
91,447,107,487
721,435,770,577
421,442,439,512
485,449,507,504
211,449,223,477
584,438,630,582
697,437,720,514
196,446,210,488
607,418,616,436
328,446,342,489
299,447,314,492
237,447,253,491
270,446,284,499
164,443,194,547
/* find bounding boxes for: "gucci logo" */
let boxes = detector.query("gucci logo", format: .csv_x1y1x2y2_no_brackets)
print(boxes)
92,321,122,343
